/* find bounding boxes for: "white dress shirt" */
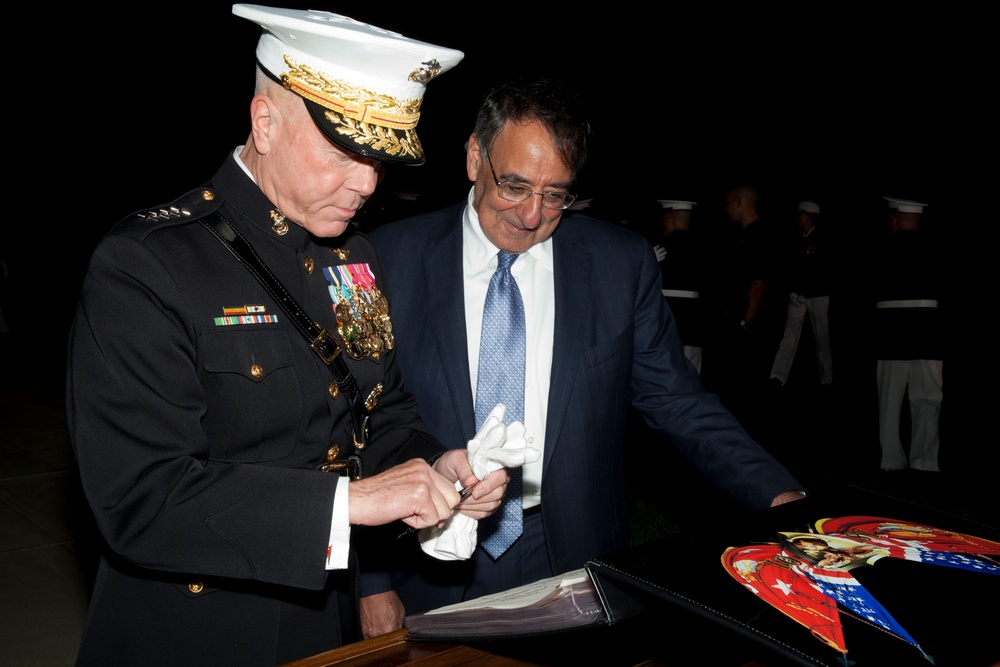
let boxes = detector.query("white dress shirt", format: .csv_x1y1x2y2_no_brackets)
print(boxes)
462,187,554,510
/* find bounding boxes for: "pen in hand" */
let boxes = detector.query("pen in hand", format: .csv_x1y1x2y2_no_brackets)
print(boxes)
396,483,477,539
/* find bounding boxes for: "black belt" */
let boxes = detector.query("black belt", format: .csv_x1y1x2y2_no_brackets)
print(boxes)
201,212,367,478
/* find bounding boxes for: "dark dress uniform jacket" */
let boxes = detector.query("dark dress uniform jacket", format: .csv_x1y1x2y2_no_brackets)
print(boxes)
367,203,802,613
657,228,711,348
68,154,443,666
784,225,833,300
871,229,945,361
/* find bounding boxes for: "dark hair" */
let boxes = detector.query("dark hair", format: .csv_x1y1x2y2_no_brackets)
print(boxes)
472,75,590,178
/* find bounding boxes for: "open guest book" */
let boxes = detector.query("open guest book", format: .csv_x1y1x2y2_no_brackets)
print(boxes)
402,563,647,641
404,486,1000,667
403,569,608,638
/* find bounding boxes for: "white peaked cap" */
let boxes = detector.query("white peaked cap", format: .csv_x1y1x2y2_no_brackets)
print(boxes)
884,196,927,214
657,200,697,210
233,4,464,164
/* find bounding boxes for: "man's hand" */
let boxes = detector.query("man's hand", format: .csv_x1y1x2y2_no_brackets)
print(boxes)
770,490,808,507
360,591,405,638
457,468,508,520
653,244,667,263
432,449,507,519
348,459,460,530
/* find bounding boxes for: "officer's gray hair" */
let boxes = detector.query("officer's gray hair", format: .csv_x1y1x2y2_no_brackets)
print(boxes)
254,66,273,95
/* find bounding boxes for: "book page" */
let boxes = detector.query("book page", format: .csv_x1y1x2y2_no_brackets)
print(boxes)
423,568,590,614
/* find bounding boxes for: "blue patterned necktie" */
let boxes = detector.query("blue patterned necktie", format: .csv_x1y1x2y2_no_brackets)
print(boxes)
476,251,526,559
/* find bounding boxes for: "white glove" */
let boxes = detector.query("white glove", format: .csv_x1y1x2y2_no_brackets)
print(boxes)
418,404,540,561
467,404,510,478
653,244,667,263
468,404,540,477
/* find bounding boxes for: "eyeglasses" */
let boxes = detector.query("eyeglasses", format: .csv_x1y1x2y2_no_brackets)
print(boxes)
484,151,576,210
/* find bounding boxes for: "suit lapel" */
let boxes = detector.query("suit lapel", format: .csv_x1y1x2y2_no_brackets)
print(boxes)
545,228,592,469
422,214,477,443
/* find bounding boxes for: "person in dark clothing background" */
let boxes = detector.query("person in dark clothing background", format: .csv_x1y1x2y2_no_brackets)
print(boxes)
701,183,786,442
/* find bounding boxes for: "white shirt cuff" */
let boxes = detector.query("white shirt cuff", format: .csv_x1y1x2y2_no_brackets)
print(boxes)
325,476,351,570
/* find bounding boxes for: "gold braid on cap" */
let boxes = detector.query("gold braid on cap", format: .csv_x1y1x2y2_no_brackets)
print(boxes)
281,55,423,159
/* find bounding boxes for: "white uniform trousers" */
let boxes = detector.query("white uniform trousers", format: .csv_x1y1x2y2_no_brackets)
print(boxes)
769,293,832,385
876,358,943,471
683,345,703,375
662,289,703,375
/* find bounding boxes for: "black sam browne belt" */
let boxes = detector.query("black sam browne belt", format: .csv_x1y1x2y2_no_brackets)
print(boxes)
201,210,368,479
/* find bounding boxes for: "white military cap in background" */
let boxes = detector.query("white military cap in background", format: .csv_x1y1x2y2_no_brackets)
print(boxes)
232,4,464,165
798,200,821,214
657,200,697,210
884,196,927,214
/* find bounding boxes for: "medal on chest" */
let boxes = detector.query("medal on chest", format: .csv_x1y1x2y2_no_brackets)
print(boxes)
323,263,394,360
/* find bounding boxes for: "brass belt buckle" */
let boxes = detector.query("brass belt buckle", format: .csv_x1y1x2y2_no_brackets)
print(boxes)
311,328,342,365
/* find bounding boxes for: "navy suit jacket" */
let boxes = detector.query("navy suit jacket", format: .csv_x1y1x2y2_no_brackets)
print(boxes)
366,201,801,608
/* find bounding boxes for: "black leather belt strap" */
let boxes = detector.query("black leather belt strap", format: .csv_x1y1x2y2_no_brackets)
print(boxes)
201,212,370,469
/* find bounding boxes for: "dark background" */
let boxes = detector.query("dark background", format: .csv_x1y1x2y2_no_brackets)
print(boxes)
69,3,970,213
2,4,985,473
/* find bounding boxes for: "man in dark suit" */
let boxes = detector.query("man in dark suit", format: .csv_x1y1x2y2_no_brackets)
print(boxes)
361,75,806,634
66,7,508,665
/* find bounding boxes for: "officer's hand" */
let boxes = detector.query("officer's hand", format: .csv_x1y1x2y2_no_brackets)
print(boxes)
348,459,460,529
360,591,405,638
653,244,667,263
